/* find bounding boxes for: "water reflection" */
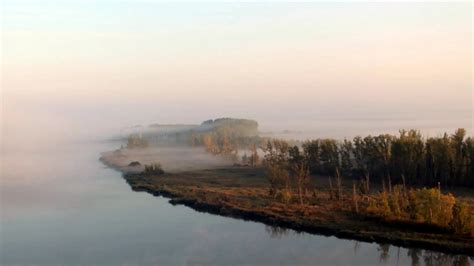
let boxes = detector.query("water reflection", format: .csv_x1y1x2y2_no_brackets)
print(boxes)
261,224,473,266
409,248,422,266
1,141,473,265
378,244,391,263
420,250,471,266
265,225,291,239
373,244,472,266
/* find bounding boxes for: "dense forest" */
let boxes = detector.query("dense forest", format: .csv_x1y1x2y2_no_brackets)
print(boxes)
127,118,261,150
260,129,474,236
122,124,474,237
260,128,474,188
189,118,260,153
125,119,473,188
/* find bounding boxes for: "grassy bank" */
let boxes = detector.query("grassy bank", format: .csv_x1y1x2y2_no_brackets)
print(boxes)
121,166,474,256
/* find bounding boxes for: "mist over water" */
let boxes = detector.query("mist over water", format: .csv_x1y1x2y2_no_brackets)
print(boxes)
2,1,473,265
1,135,472,265
2,86,473,266
2,69,473,266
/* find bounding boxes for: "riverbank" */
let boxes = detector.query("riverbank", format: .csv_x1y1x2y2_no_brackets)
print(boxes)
108,160,474,256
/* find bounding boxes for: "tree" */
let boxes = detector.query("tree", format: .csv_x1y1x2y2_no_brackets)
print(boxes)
241,153,249,165
288,145,309,204
249,144,260,167
291,162,309,205
265,163,290,197
126,134,149,149
391,130,425,184
450,200,472,235
426,134,453,187
340,139,353,176
451,128,467,185
465,137,474,186
302,140,321,174
319,139,339,176
263,139,290,167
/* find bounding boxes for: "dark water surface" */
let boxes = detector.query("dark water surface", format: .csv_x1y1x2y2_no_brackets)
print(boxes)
1,141,472,265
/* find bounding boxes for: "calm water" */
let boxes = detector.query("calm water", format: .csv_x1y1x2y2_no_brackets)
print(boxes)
1,140,472,266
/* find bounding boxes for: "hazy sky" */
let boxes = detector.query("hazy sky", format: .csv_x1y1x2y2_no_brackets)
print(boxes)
1,1,473,146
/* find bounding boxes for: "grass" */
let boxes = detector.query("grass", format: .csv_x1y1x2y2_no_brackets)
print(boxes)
122,166,474,256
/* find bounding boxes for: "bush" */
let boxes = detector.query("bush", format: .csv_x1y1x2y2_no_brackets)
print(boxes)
450,201,472,235
275,189,292,204
367,186,407,219
143,163,165,175
365,186,465,231
408,188,455,227
265,164,289,196
391,185,409,219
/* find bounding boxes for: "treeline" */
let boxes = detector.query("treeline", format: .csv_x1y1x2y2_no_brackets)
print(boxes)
287,128,474,187
126,134,149,148
128,118,262,152
190,118,261,155
198,130,262,155
261,135,473,236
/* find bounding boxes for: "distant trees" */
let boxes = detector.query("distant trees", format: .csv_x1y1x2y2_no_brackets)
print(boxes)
249,144,260,167
297,128,473,187
126,134,149,149
260,128,474,202
199,128,262,157
259,132,473,235
240,144,261,167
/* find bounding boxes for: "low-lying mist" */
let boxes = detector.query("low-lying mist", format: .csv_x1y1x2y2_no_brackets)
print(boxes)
100,146,234,173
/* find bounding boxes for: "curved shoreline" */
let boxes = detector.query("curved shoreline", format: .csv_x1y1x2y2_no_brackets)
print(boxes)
119,169,474,256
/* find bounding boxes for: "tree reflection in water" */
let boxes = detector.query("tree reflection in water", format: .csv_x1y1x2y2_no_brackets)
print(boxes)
373,244,471,266
265,225,290,239
263,227,471,265
421,250,470,266
405,247,470,266
378,244,390,263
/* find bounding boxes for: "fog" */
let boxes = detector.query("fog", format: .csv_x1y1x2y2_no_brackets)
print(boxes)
2,1,473,150
1,3,473,265
100,147,234,173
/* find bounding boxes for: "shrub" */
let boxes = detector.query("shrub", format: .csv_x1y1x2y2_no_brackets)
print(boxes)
265,164,289,196
450,201,472,235
408,188,455,227
365,186,464,230
366,192,391,218
275,189,292,204
388,191,401,218
144,163,165,175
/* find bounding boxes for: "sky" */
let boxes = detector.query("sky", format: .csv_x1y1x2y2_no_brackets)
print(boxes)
1,1,473,147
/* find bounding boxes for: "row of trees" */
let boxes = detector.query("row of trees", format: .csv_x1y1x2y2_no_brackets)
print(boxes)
199,130,262,156
299,129,474,187
261,137,473,236
196,127,474,188
126,134,149,148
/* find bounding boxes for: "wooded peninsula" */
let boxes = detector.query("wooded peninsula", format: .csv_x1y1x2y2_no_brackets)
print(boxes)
100,118,474,255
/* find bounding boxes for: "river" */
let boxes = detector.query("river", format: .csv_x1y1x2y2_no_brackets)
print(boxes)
1,140,472,265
